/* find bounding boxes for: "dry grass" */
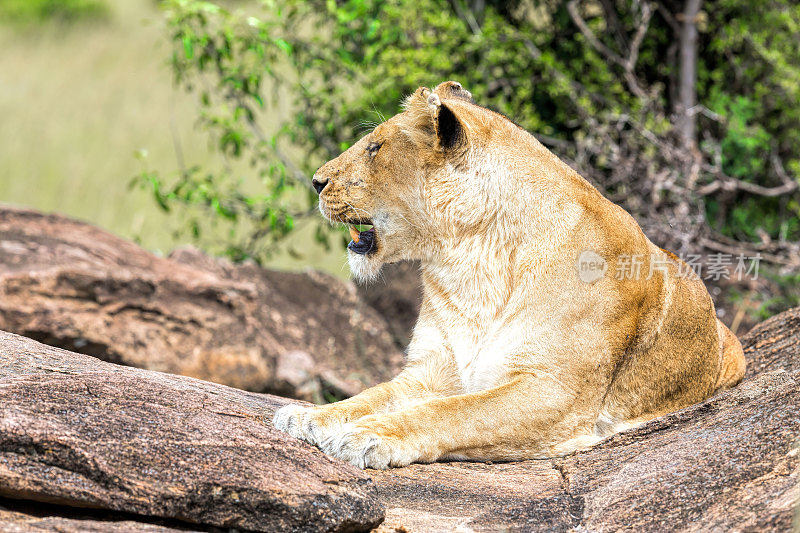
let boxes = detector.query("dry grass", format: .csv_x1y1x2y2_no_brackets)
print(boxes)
0,0,347,276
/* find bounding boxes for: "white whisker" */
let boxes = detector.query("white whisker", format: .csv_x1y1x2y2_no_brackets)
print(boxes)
341,199,374,224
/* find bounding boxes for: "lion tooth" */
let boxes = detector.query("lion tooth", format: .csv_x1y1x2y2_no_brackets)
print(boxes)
349,226,360,243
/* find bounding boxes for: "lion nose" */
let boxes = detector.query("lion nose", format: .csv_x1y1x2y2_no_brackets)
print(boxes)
312,176,328,195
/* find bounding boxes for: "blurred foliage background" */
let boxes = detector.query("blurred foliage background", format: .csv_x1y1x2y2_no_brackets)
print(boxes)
1,0,799,328
0,0,344,274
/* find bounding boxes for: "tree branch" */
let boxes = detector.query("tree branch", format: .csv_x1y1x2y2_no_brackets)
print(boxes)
567,0,626,67
677,0,702,148
566,0,651,99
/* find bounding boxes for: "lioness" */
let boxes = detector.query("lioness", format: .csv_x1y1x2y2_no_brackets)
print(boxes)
273,81,746,469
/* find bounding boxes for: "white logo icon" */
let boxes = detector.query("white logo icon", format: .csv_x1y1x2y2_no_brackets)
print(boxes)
576,250,607,283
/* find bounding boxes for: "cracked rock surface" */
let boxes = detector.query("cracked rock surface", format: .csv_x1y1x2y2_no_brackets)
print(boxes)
0,330,384,532
0,206,403,401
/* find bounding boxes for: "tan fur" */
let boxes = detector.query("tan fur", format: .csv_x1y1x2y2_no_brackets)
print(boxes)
273,81,746,469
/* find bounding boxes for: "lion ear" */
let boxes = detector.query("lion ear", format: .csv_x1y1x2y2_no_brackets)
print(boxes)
433,81,473,103
426,92,464,150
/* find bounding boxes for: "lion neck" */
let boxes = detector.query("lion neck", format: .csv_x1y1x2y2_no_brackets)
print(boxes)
416,143,579,322
419,236,518,323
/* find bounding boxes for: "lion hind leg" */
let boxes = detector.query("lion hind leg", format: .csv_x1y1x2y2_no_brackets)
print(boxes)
714,319,746,392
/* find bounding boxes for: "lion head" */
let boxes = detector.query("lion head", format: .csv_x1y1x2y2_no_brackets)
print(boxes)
312,80,554,282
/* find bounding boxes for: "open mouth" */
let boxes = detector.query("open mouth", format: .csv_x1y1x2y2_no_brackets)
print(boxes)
347,221,376,255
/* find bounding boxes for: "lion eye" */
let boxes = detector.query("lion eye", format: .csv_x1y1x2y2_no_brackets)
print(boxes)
366,141,383,156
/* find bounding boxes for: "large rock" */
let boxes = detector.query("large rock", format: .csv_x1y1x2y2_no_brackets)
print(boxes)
0,206,404,401
1,304,798,532
0,199,797,531
0,330,384,532
740,304,800,377
0,500,195,532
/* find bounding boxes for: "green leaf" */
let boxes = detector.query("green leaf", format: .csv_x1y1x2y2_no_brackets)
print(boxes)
182,35,194,59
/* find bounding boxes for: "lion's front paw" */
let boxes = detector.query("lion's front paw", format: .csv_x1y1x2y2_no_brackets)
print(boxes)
321,420,418,469
272,404,312,441
272,404,344,446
